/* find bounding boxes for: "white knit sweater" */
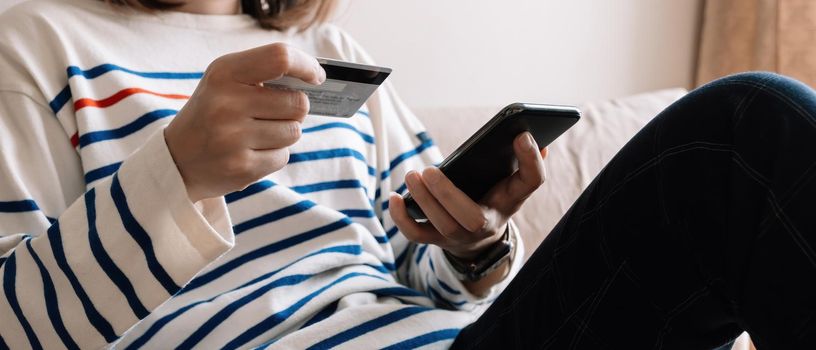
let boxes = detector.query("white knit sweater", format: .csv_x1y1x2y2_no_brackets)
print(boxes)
0,0,523,349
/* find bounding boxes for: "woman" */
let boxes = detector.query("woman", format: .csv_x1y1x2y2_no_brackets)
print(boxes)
0,1,813,349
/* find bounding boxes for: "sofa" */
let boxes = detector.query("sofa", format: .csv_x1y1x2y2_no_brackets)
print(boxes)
414,88,685,258
413,88,754,350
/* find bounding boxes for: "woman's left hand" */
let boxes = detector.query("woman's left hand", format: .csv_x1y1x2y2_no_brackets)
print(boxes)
389,131,548,262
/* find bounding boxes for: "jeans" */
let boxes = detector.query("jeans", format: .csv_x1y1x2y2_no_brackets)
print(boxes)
451,72,816,349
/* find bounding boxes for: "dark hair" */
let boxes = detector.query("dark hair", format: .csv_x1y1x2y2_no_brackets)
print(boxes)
106,0,336,30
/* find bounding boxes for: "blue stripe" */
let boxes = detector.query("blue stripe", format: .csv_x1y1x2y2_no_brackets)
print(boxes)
291,179,365,194
288,148,375,176
356,110,369,118
428,286,467,307
84,162,121,184
85,189,150,319
381,139,435,180
180,218,352,294
48,86,72,114
3,252,43,350
307,306,432,349
395,182,408,195
363,263,390,274
386,226,399,239
380,328,460,350
339,209,376,218
224,272,382,349
232,245,362,295
124,300,203,350
126,245,362,349
0,200,39,213
370,286,424,298
177,274,314,349
25,240,80,350
427,286,442,303
416,131,432,143
382,261,396,271
0,257,5,266
0,334,7,350
414,244,429,264
225,180,276,203
395,245,410,269
47,222,118,342
110,174,180,295
288,148,367,164
79,109,177,148
437,279,462,296
66,64,204,81
233,200,315,235
302,122,374,144
374,235,389,244
300,300,338,329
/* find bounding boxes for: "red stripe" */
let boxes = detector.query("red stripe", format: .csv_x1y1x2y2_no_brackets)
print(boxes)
73,88,188,112
70,133,79,147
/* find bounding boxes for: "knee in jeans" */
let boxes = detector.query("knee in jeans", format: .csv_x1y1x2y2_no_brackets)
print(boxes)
709,71,780,87
690,71,816,126
703,72,814,110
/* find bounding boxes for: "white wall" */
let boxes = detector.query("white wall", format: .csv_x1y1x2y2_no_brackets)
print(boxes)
334,0,703,108
0,0,703,108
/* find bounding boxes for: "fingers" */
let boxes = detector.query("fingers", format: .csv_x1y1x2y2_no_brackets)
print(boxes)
388,193,442,245
487,132,546,212
168,43,323,202
506,132,546,201
404,170,463,240
420,167,489,234
245,119,302,150
246,148,291,181
225,43,326,85
241,85,310,121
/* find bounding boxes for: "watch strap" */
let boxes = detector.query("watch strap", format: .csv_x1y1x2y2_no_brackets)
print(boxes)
443,224,515,281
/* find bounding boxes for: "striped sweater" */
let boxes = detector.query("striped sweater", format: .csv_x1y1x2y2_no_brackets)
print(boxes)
0,0,523,349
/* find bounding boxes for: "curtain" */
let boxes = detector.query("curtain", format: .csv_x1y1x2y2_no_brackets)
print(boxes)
696,0,816,87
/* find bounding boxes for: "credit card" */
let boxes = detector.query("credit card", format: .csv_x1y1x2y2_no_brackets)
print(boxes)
263,58,392,118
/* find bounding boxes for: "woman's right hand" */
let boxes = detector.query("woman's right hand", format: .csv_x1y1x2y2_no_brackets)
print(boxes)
164,43,326,202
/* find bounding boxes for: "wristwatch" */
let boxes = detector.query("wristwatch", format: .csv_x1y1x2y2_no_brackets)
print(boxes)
443,223,515,281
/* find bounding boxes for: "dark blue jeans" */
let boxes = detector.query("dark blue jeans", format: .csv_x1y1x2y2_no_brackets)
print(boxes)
452,72,816,349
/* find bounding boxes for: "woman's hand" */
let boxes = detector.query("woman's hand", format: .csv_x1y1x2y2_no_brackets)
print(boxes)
389,131,547,267
164,43,326,202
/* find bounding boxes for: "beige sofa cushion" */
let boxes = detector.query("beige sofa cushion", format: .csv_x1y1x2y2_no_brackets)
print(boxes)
413,88,687,259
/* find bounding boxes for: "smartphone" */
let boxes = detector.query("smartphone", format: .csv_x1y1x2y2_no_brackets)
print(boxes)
403,103,580,221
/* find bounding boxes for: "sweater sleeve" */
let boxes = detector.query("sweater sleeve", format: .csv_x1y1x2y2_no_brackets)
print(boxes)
0,90,235,349
369,81,525,312
312,24,525,311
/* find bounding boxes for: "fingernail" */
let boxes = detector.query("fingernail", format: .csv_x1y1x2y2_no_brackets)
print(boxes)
523,132,536,150
317,67,327,84
405,170,418,184
423,167,440,185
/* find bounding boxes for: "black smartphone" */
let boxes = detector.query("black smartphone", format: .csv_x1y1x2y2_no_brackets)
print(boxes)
403,103,581,221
